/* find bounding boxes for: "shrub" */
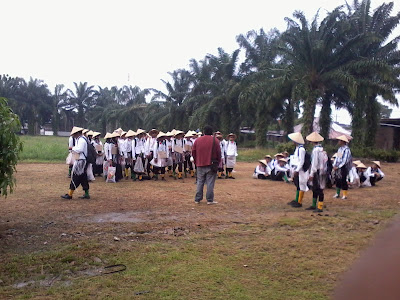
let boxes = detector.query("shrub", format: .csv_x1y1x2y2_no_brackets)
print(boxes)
351,147,400,162
276,142,295,154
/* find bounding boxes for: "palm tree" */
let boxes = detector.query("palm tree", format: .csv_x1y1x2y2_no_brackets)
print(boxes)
67,82,96,127
344,0,400,146
51,84,67,135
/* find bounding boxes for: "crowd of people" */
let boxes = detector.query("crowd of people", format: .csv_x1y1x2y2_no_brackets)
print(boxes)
253,132,385,212
61,126,238,200
61,126,385,209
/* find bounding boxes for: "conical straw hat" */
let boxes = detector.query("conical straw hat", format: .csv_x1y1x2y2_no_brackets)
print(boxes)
92,132,101,138
157,131,167,139
125,130,136,138
306,131,324,142
70,126,84,135
353,160,361,165
87,130,94,136
288,132,305,144
110,132,120,138
258,159,267,165
372,161,381,168
336,135,349,143
356,163,367,169
136,128,146,135
104,132,111,139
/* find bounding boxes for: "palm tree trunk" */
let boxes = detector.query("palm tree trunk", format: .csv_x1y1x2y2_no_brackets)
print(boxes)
364,95,379,147
319,94,331,141
282,99,295,134
255,106,268,147
351,96,366,147
52,107,59,136
301,94,317,137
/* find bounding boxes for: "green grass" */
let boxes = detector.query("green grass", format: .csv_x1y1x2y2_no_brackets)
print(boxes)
19,135,69,163
18,135,277,164
237,148,276,162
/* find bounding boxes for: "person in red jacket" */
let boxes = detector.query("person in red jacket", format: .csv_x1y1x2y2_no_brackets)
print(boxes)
192,125,221,204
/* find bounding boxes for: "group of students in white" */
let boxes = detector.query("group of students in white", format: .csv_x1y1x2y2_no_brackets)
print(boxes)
253,132,385,213
62,126,238,199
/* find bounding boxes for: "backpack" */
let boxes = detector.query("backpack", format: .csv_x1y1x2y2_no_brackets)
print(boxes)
302,151,311,171
83,137,97,164
318,150,329,175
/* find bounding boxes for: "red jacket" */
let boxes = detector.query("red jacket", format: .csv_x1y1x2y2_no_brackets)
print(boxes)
192,135,221,167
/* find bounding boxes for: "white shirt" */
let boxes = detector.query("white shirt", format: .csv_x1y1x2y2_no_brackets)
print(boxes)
153,140,169,159
226,141,238,156
68,136,76,151
134,137,145,155
72,136,88,160
104,142,113,161
255,165,266,176
145,137,157,155
310,145,323,175
293,145,305,173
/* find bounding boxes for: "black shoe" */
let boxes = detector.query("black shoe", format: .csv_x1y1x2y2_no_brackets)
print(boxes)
313,208,323,213
78,195,90,199
305,206,316,210
287,200,297,205
291,202,302,208
230,177,235,179
61,194,72,199
161,177,166,181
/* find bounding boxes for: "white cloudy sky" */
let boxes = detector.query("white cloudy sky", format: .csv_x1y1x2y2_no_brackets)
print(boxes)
1,0,399,124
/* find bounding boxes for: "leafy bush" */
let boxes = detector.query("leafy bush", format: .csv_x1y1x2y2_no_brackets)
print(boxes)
0,98,23,197
276,142,295,154
351,147,400,162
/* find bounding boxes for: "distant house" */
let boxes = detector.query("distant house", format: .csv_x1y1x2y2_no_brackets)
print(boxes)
294,118,352,141
375,118,400,150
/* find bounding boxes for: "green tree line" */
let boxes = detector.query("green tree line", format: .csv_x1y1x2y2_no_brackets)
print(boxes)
1,0,399,147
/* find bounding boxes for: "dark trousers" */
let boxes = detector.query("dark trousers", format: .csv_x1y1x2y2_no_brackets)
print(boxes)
312,175,324,202
370,176,383,186
337,167,349,190
173,162,183,173
273,171,287,181
93,164,103,176
70,172,89,191
257,174,267,179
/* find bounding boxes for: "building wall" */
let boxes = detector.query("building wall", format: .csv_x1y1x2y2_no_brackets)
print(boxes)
375,126,394,150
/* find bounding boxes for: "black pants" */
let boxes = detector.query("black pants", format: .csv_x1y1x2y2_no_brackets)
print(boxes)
312,174,324,202
370,176,383,186
257,174,267,179
173,162,183,173
93,163,103,176
337,167,349,190
70,172,89,191
273,171,287,181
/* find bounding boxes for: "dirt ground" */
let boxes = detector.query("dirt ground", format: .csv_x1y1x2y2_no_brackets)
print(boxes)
1,162,399,298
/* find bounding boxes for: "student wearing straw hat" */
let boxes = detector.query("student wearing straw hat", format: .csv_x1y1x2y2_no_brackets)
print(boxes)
134,129,146,181
184,131,196,178
356,163,372,187
348,160,361,189
215,133,226,179
61,127,91,199
150,131,169,180
253,159,268,179
91,132,104,177
272,158,290,182
67,129,78,178
287,132,308,207
332,135,352,199
306,131,328,212
144,129,159,179
369,161,385,186
225,133,238,179
172,130,185,179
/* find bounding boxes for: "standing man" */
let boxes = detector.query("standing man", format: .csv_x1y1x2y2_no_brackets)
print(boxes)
192,125,221,204
287,132,308,208
333,135,352,199
61,127,90,200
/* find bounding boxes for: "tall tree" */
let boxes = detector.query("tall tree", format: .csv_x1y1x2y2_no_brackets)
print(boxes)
67,82,96,127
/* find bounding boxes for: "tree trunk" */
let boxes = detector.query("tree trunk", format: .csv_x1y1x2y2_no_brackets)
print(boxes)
364,95,379,147
351,96,366,147
282,99,294,135
255,104,268,147
319,94,332,142
301,93,317,137
52,107,59,136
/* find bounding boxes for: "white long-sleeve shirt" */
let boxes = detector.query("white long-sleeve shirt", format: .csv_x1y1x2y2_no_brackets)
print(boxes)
226,141,238,156
153,140,169,159
255,165,266,176
144,137,157,156
72,136,88,160
310,145,323,175
104,142,113,161
293,145,305,173
370,167,385,178
348,166,359,183
134,137,145,155
68,136,76,151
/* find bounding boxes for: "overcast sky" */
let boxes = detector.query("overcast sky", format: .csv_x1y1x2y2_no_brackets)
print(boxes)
1,0,399,124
